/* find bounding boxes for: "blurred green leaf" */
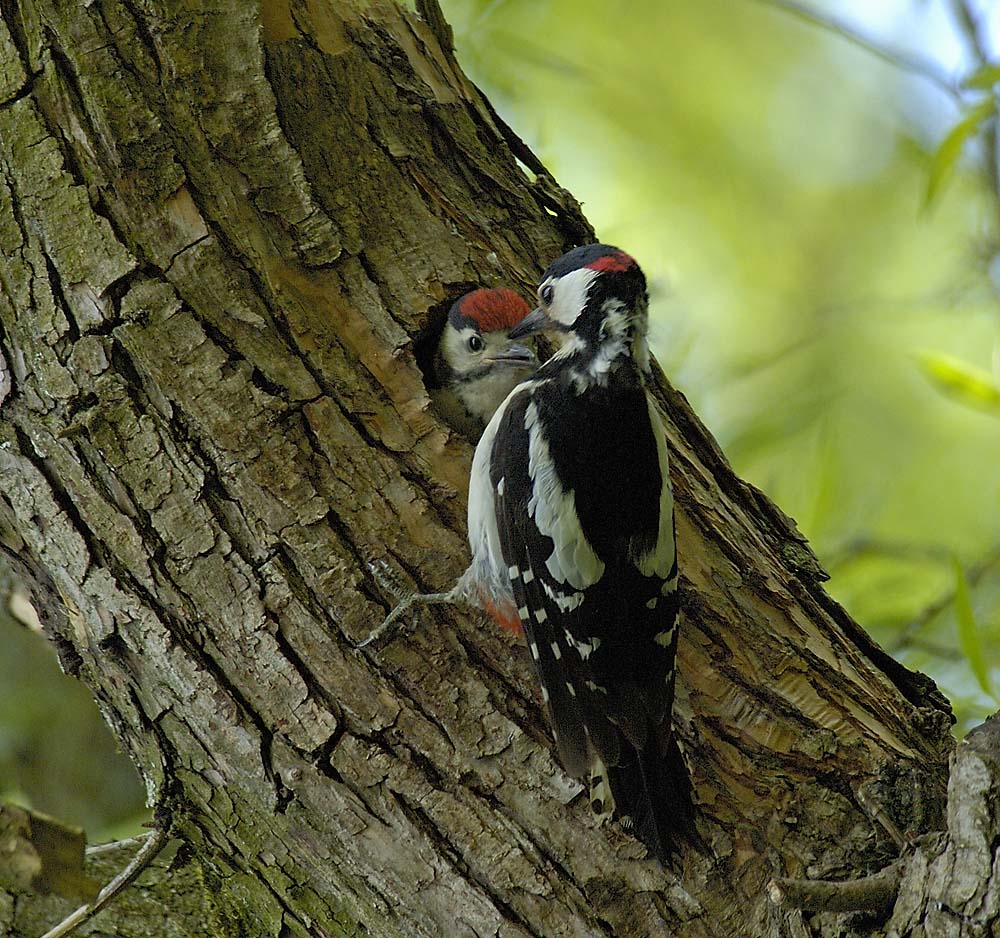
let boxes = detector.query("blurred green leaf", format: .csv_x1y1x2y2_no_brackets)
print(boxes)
0,610,147,837
953,559,994,698
962,65,1000,91
924,98,995,208
915,351,1000,413
0,803,100,900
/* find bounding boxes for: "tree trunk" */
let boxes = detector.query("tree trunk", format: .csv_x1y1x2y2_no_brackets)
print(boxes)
0,1,989,936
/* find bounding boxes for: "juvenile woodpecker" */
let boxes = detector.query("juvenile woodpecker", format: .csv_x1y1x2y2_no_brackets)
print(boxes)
367,244,692,858
430,288,538,440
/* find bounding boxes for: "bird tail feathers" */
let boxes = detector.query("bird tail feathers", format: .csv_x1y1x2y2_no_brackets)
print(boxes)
607,732,695,861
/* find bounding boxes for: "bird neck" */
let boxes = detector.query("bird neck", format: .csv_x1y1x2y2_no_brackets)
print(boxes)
543,299,650,391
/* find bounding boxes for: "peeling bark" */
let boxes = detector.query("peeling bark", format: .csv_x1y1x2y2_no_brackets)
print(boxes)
0,1,984,937
887,715,1000,938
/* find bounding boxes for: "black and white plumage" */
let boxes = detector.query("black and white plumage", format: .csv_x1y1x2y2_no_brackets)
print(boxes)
459,243,692,858
430,288,538,440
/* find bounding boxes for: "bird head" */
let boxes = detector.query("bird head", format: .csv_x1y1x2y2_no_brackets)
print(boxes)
510,244,650,375
439,288,538,379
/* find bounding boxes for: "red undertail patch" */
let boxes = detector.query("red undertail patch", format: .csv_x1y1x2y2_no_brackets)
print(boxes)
482,596,524,638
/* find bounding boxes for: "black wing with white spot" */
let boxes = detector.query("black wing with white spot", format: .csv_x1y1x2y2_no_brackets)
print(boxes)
489,373,689,856
489,387,591,776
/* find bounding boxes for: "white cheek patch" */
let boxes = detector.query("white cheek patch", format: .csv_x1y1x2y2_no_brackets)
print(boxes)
631,294,651,373
583,299,631,383
443,326,479,369
598,300,631,341
547,267,598,328
552,333,587,366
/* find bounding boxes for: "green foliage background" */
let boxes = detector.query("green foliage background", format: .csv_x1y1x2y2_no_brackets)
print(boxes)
443,0,1000,732
2,0,998,836
0,597,147,836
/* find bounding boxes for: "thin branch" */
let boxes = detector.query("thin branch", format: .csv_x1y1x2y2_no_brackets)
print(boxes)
749,0,960,100
951,0,1000,205
471,0,512,34
37,825,168,938
85,832,153,857
951,0,990,66
898,637,963,662
768,864,901,914
824,536,954,571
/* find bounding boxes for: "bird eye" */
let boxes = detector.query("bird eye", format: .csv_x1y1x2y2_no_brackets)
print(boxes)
467,335,484,352
540,284,554,305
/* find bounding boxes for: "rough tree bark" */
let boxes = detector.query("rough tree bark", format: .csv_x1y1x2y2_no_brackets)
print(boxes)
0,1,994,936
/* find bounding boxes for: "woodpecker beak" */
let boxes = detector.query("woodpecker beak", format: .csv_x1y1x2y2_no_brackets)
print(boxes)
486,340,537,368
508,306,551,339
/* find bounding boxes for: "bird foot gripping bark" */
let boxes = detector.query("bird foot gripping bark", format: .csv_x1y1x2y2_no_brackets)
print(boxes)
359,562,464,648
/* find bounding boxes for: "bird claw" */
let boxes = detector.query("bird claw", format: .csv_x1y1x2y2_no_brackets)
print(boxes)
356,561,457,648
357,592,420,649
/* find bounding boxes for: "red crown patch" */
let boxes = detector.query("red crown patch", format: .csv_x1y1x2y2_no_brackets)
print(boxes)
456,288,531,332
585,251,635,274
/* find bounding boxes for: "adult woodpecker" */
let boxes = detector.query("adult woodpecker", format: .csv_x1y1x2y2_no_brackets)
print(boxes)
429,288,538,440
467,243,690,858
366,244,692,858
